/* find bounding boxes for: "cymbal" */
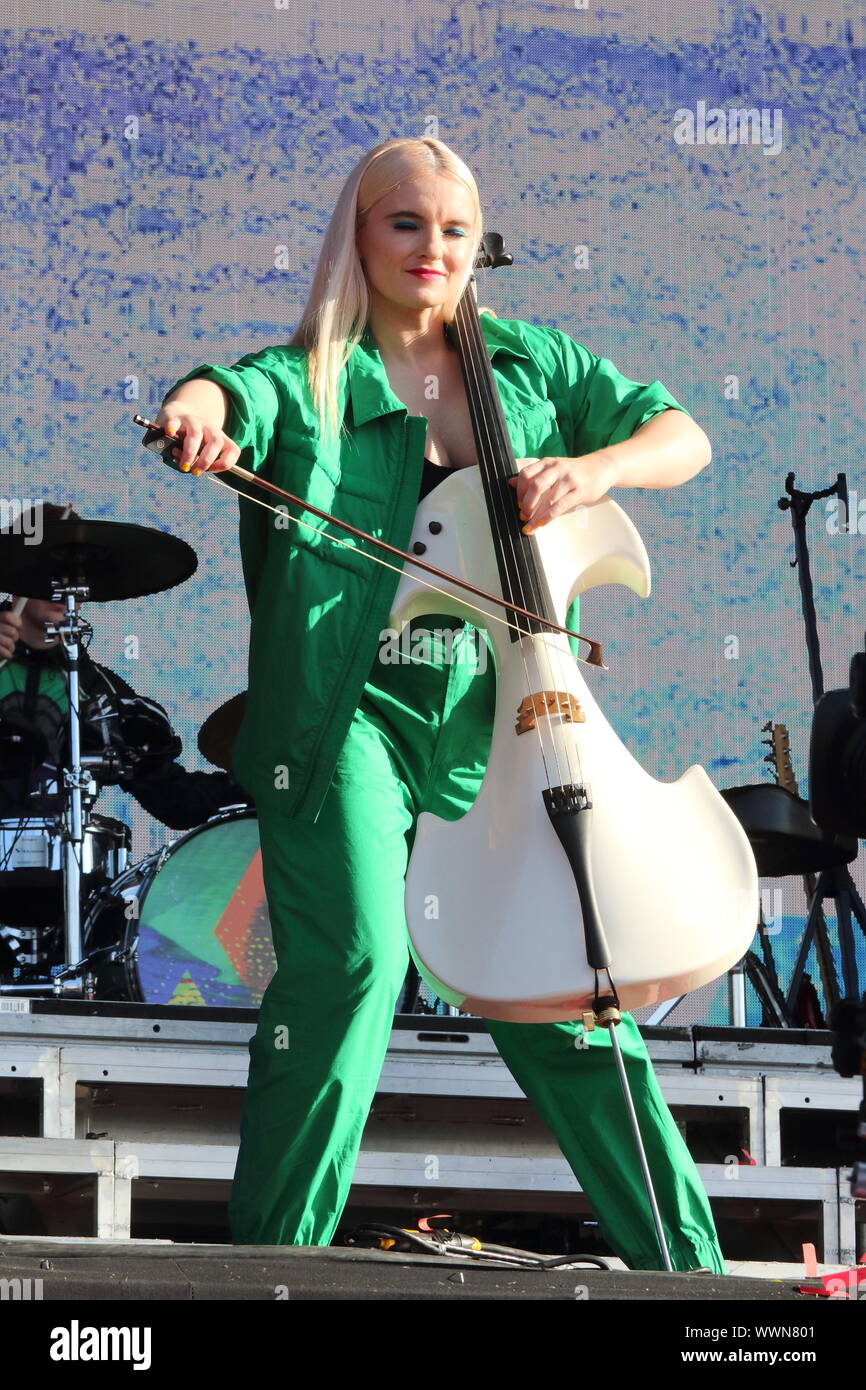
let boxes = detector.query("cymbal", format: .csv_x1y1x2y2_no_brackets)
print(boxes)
0,519,197,601
198,692,246,771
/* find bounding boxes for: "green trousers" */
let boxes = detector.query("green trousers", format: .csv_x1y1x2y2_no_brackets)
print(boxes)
228,615,725,1273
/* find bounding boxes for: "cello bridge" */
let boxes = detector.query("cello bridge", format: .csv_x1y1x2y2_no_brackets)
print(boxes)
515,690,585,735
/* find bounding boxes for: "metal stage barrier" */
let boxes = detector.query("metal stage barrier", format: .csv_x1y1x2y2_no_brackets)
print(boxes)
0,1000,862,1263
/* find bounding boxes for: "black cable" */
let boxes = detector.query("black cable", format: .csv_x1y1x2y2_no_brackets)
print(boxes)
345,1223,611,1271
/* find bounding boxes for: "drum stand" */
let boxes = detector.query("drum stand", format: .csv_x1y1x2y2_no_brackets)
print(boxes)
0,579,93,998
56,581,93,994
0,513,198,1001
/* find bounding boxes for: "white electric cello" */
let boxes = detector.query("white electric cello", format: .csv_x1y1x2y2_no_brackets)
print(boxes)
391,235,759,1023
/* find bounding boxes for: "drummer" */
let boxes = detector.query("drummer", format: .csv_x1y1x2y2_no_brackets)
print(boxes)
0,504,252,829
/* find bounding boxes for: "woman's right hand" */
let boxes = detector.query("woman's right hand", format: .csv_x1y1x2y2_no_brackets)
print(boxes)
153,406,241,475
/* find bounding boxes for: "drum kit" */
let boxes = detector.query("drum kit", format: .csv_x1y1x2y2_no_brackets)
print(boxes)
0,514,277,1006
0,514,447,1013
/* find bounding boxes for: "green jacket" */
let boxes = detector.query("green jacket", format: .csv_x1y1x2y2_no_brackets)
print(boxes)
163,314,688,823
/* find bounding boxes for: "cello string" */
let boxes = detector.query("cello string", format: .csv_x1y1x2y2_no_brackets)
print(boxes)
454,295,583,797
454,294,585,797
452,298,562,790
452,297,561,787
461,297,588,800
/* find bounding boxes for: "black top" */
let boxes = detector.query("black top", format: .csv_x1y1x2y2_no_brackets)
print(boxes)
419,457,458,502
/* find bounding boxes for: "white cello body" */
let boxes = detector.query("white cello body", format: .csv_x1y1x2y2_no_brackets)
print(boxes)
390,460,759,1022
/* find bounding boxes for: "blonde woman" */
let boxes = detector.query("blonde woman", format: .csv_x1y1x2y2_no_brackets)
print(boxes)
156,137,723,1272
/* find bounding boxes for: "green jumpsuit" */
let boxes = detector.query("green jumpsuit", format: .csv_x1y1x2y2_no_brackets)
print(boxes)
164,316,726,1272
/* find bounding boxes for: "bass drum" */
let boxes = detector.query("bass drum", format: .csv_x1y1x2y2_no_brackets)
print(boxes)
84,807,455,1014
85,809,276,1007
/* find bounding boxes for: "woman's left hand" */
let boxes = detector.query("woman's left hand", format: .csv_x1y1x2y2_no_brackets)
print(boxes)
508,452,620,534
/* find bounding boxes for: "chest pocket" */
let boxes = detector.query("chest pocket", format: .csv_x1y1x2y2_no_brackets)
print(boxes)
508,398,567,460
334,422,398,502
270,421,389,570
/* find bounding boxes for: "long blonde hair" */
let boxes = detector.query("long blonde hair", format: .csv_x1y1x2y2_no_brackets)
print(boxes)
290,137,482,444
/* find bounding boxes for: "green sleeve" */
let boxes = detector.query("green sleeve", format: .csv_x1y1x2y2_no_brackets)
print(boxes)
545,328,691,457
160,352,283,476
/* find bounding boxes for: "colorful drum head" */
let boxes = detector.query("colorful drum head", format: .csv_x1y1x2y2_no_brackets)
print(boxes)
134,812,276,1007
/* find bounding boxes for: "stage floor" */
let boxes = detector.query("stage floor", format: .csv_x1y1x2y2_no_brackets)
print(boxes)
0,1233,835,1301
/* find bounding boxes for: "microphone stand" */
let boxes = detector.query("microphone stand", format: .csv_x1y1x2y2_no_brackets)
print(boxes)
778,472,866,1012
